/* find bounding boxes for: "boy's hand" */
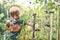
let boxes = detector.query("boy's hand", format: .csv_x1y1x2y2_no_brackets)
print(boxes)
6,20,11,26
27,22,33,26
5,20,13,27
27,22,40,31
35,24,40,31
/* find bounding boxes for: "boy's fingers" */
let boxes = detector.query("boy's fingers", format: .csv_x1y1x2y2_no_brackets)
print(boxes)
6,20,10,23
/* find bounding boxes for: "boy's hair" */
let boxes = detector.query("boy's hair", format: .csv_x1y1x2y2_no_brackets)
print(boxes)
9,7,20,17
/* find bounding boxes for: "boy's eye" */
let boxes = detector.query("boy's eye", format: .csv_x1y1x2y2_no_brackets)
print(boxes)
16,15,18,16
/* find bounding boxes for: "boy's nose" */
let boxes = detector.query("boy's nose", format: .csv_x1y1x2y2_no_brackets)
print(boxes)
17,16,20,19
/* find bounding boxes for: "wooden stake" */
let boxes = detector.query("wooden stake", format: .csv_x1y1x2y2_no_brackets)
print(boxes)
50,13,54,40
32,14,36,40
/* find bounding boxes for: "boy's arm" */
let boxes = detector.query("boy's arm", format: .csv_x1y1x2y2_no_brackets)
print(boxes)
4,20,11,29
4,20,10,32
4,20,13,32
5,20,13,27
26,22,40,31
26,22,33,26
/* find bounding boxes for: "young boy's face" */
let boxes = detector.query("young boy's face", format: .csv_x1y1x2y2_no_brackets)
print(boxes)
9,7,20,21
13,12,20,21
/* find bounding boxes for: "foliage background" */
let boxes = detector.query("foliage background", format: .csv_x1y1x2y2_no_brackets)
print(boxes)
0,0,60,40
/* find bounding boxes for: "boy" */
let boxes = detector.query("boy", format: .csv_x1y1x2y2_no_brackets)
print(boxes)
5,7,39,40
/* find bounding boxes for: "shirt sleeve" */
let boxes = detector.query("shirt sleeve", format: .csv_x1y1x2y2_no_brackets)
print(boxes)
19,19,27,25
22,20,27,25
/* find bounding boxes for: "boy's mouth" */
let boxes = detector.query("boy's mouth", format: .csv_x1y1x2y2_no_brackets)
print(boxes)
15,18,20,20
